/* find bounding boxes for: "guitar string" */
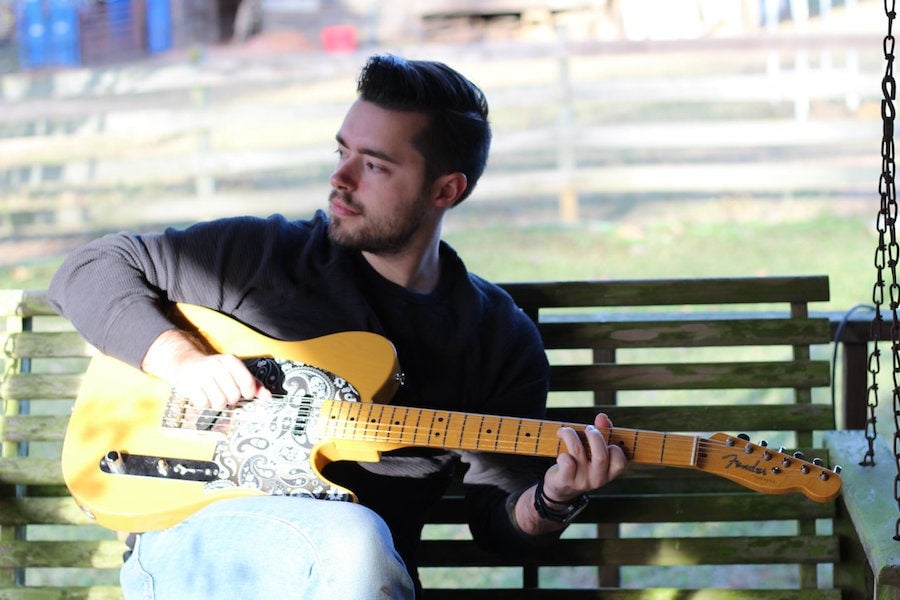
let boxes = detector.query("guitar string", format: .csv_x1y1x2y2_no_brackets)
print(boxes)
159,395,818,465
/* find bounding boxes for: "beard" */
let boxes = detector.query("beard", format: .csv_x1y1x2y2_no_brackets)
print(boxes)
327,188,431,255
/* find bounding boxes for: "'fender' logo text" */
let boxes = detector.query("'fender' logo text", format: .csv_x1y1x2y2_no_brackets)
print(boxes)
721,453,767,475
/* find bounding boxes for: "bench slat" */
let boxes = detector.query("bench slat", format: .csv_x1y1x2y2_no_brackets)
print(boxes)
0,497,94,525
427,492,834,524
417,535,838,567
1,373,83,400
0,587,122,600
1,361,830,403
423,591,841,600
2,331,93,359
0,540,124,569
0,458,63,486
540,318,831,349
0,290,53,318
550,361,830,391
1,416,69,442
547,404,836,432
502,276,830,309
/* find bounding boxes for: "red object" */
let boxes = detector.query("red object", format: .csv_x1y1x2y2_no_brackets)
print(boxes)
321,25,357,54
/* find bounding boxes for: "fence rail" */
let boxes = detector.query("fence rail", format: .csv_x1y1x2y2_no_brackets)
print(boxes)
0,29,883,239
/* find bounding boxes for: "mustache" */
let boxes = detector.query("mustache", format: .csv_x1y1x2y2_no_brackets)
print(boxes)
329,189,363,213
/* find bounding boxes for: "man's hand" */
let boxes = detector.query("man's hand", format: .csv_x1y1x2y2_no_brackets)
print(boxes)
514,412,627,535
544,412,627,500
140,329,271,410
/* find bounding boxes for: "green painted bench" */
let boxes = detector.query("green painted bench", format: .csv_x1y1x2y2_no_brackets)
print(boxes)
0,276,895,598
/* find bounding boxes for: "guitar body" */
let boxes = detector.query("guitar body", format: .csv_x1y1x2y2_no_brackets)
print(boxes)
61,304,401,532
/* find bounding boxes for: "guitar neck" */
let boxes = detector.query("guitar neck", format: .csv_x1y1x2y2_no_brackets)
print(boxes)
317,400,700,468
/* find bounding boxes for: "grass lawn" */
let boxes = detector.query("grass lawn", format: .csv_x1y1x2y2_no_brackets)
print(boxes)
445,198,875,314
2,197,877,316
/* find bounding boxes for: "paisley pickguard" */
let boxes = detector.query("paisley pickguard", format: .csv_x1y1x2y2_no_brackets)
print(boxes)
201,358,359,500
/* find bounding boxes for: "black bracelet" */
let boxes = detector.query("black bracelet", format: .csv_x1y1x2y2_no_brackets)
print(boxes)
533,473,589,524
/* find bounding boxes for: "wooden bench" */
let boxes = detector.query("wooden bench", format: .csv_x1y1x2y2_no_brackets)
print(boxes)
0,276,893,598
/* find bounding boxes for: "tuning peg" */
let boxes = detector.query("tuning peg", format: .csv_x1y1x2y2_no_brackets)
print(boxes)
737,433,750,441
759,440,768,447
778,446,786,453
793,451,806,460
833,465,843,475
812,458,824,466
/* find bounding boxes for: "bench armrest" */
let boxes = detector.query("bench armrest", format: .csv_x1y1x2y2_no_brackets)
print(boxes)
824,430,900,595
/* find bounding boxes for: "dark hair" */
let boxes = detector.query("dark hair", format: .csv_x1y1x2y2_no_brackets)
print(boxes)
357,54,491,205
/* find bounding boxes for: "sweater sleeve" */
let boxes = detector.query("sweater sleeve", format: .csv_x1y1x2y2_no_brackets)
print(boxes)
48,231,186,368
47,216,291,368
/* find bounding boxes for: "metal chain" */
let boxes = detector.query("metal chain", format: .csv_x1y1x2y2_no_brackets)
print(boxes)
873,0,900,542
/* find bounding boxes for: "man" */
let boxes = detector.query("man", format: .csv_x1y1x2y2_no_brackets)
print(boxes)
49,54,627,599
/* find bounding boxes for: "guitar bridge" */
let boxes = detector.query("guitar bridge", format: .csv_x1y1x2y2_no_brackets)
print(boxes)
100,450,219,482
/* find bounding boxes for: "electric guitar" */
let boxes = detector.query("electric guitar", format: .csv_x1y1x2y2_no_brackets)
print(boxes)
61,304,843,533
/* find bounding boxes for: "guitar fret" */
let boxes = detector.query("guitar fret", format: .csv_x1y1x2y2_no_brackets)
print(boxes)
360,403,380,441
429,410,451,448
514,419,526,454
534,420,558,457
445,412,465,449
614,428,637,461
495,417,517,453
460,414,479,450
526,419,541,455
386,405,401,443
412,408,428,446
480,415,499,451
336,401,354,439
365,403,384,442
383,405,396,442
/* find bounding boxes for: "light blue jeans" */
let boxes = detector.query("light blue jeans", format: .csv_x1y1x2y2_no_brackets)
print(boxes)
120,496,415,599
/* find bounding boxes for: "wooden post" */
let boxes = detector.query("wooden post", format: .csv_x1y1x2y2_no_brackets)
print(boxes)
557,24,578,224
194,83,215,199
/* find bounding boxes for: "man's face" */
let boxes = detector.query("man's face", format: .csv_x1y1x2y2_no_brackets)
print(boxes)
327,99,434,254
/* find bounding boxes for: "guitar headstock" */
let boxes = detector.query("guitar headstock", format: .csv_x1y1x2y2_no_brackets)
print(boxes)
701,433,842,502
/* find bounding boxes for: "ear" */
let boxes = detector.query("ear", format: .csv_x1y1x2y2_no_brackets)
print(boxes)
431,172,468,208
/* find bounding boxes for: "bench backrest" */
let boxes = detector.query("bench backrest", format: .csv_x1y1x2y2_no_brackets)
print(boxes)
423,276,840,597
0,277,843,598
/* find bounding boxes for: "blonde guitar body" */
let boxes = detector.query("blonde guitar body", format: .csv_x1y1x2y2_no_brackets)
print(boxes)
62,304,402,532
62,304,842,534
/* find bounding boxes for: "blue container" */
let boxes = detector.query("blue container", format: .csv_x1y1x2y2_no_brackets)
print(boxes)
49,0,80,66
16,0,80,68
16,0,48,68
146,0,171,54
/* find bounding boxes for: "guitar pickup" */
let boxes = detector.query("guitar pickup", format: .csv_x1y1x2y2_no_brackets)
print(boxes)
100,450,219,482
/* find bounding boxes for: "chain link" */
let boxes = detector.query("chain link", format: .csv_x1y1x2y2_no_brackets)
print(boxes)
873,0,900,541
